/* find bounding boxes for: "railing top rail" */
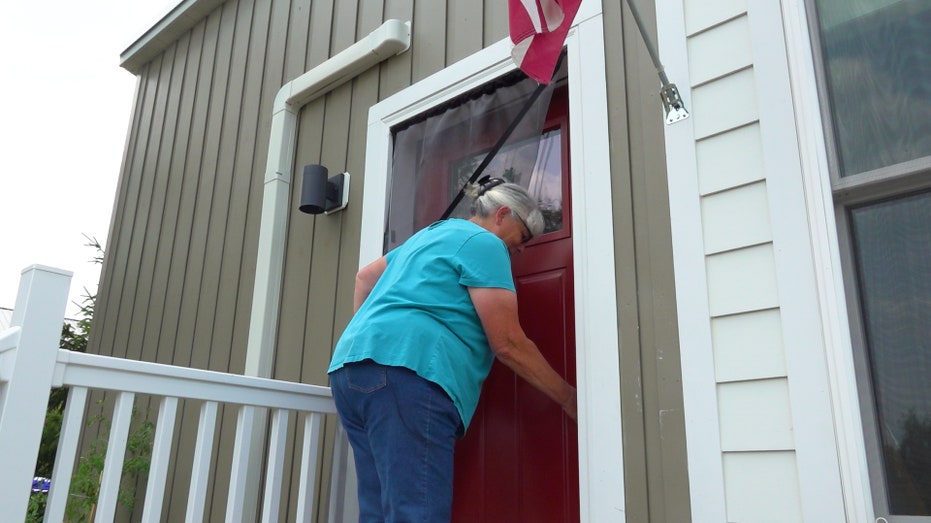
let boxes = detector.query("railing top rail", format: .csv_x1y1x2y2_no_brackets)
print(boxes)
53,350,336,414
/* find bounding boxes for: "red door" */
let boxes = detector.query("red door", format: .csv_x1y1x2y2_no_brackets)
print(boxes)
452,88,579,522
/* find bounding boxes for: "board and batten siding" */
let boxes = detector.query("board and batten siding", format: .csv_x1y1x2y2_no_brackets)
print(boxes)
660,0,848,521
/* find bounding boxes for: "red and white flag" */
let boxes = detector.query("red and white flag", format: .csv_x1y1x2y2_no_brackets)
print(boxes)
509,0,582,84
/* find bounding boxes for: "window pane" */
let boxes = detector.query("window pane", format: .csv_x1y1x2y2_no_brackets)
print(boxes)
814,0,931,176
850,190,931,515
386,73,555,252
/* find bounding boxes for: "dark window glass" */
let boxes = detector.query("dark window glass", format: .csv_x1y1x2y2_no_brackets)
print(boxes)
813,0,931,176
850,190,931,515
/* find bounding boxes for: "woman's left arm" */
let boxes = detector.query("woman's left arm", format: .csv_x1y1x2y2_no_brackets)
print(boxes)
354,256,388,312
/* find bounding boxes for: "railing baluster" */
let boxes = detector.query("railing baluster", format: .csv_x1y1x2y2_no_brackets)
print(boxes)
296,412,323,522
45,386,89,522
187,400,218,522
261,408,290,522
141,396,179,522
226,405,257,522
327,423,352,523
95,391,136,523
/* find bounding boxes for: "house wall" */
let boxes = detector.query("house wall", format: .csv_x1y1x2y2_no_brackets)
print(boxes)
92,0,691,520
659,0,853,521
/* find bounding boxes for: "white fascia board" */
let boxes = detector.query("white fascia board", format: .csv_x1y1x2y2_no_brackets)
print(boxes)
120,0,226,75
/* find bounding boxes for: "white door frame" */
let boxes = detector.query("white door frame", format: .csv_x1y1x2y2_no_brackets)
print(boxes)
358,10,624,522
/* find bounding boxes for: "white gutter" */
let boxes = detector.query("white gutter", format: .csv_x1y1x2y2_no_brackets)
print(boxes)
245,19,411,379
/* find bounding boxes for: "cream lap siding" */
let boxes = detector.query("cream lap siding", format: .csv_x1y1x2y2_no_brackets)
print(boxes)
696,123,764,194
706,244,779,316
712,309,787,381
723,451,803,522
680,2,804,521
686,15,752,86
684,0,746,35
701,181,772,254
690,68,759,140
718,378,794,450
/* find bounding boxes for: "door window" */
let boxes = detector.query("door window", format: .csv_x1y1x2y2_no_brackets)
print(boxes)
385,70,557,253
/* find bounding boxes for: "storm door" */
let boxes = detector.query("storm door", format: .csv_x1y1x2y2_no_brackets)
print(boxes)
387,77,578,521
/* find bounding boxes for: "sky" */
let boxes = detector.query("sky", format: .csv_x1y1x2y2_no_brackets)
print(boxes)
0,0,178,318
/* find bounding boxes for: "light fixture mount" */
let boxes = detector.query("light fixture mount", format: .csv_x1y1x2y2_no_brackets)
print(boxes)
299,164,350,215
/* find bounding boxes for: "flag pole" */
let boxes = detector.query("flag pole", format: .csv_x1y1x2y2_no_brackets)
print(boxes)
622,0,690,124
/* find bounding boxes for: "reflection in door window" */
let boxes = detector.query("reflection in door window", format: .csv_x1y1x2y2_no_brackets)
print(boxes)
448,129,563,234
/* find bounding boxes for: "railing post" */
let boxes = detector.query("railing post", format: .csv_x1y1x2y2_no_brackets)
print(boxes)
0,265,72,522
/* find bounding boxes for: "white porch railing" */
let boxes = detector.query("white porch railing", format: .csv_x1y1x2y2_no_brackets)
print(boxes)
0,265,349,522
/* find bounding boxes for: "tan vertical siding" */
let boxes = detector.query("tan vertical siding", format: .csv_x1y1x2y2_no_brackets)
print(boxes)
380,0,414,96
483,0,509,47
447,1,483,64
603,0,692,521
411,1,446,82
157,22,209,521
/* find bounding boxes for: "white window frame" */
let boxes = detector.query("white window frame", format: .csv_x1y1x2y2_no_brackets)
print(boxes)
780,1,876,518
788,1,931,521
358,9,625,521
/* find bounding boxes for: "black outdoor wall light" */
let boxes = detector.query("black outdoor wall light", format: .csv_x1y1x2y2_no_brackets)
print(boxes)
299,164,350,215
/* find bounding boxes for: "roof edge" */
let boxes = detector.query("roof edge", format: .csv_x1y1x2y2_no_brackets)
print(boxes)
120,0,227,75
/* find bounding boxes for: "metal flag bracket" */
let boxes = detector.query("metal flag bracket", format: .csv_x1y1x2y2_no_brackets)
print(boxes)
660,81,689,124
624,0,690,125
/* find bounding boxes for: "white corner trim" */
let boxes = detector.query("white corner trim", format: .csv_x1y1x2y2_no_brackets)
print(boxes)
778,1,873,520
745,0,851,519
565,17,625,522
655,0,729,520
360,12,624,522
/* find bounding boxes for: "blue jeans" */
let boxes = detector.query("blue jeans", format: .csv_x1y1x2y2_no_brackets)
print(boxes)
331,360,464,523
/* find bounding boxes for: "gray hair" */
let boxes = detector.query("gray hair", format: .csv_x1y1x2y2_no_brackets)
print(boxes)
466,177,545,239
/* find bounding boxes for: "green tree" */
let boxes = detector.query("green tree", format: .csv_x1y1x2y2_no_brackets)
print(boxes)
34,236,101,477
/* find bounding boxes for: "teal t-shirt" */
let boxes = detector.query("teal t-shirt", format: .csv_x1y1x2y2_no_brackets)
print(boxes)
327,219,515,429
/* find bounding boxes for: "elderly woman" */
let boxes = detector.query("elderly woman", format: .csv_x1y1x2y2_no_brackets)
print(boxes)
327,177,577,522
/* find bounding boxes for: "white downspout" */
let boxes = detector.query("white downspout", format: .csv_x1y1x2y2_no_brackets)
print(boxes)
245,19,410,379
231,20,410,521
